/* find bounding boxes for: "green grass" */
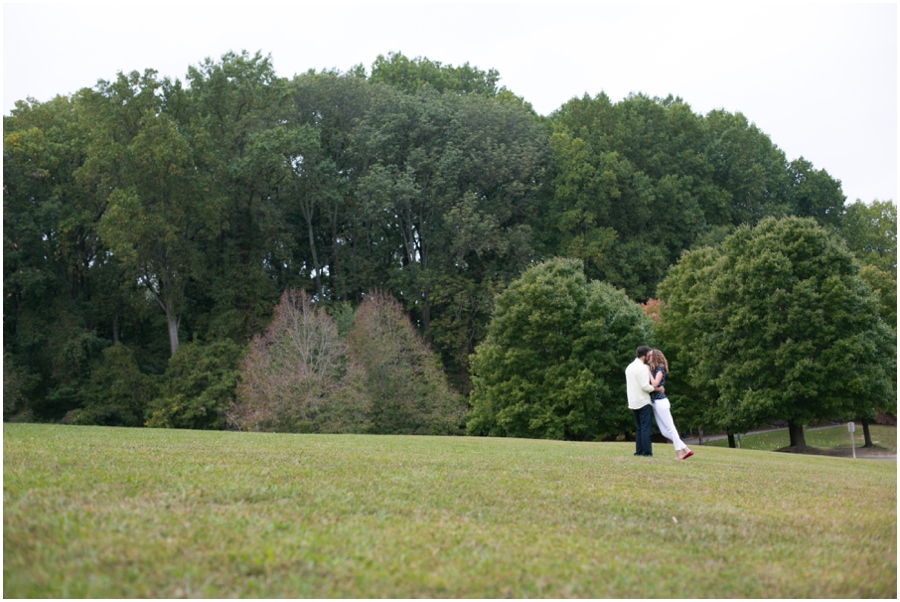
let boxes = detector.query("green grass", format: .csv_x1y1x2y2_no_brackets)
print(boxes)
705,424,897,453
4,424,896,598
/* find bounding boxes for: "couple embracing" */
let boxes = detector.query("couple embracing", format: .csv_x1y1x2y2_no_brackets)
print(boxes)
625,346,694,460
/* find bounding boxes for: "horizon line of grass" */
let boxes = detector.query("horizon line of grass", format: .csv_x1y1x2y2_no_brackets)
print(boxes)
4,423,896,598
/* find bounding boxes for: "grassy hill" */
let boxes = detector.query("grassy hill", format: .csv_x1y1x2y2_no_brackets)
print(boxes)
4,423,896,597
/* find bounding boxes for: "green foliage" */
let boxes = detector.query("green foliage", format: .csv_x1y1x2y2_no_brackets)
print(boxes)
71,344,158,427
467,258,654,440
145,340,243,430
3,49,870,436
656,217,895,438
347,291,466,435
545,95,845,301
354,84,549,387
3,95,118,420
86,70,225,356
3,352,27,421
369,51,501,96
184,51,292,344
837,199,897,272
787,157,846,228
858,265,897,332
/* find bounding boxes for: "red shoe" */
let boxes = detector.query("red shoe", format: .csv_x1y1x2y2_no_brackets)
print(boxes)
681,449,694,460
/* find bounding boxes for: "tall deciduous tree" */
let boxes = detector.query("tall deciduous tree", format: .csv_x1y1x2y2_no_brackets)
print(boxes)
656,217,894,451
82,70,222,356
369,51,501,96
185,51,293,342
545,95,845,302
4,94,111,419
353,85,548,389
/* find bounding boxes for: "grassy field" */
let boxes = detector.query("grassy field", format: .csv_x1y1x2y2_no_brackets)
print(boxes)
4,424,896,598
704,424,897,453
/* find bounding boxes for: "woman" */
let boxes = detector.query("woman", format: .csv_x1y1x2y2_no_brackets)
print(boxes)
649,349,693,460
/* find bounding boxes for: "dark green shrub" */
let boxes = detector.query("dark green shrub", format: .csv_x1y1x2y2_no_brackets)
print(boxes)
145,340,243,430
71,344,157,427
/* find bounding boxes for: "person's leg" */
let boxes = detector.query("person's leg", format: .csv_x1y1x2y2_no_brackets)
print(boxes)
632,409,645,455
637,404,653,456
653,398,686,451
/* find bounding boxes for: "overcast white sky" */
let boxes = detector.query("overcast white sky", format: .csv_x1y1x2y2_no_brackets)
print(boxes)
4,2,897,204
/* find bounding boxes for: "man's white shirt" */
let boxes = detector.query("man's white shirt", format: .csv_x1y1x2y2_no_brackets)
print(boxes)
625,357,655,410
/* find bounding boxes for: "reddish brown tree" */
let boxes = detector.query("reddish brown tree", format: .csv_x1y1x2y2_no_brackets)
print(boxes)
347,290,465,435
229,289,368,433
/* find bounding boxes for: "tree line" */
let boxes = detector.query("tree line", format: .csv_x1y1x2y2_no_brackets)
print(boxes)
4,50,896,439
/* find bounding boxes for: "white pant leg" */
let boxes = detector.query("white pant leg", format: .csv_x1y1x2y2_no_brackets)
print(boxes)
653,398,687,451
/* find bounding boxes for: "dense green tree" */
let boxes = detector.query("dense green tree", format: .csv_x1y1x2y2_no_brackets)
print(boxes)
546,95,737,300
3,352,28,421
288,70,379,300
467,258,654,441
80,70,223,356
545,96,845,301
353,85,548,388
656,217,894,451
837,199,897,272
3,95,111,419
858,265,897,334
145,339,243,430
704,109,794,225
70,343,159,427
184,51,294,342
787,157,846,228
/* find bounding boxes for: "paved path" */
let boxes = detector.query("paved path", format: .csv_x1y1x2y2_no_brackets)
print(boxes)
681,425,835,446
681,425,896,460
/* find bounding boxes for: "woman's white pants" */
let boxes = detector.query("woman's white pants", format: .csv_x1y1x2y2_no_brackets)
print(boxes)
653,397,687,451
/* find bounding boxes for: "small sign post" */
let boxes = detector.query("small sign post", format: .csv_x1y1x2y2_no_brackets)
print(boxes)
848,422,856,459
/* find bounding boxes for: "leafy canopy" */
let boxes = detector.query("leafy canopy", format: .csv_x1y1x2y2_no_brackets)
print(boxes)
467,258,654,441
656,217,894,435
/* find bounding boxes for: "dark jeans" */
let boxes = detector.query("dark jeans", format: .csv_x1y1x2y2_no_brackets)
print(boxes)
633,404,653,456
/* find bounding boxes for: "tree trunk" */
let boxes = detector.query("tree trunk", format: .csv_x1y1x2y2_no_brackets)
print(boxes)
727,432,736,448
422,296,431,342
308,221,322,300
861,418,873,447
788,420,806,452
112,296,122,344
165,305,180,356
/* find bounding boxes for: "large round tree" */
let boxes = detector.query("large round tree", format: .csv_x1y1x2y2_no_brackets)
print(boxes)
656,217,894,451
467,258,654,441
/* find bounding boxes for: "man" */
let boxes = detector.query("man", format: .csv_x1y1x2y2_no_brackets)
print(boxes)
625,346,662,457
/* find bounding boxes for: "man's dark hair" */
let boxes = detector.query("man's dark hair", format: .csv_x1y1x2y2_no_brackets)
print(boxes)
636,346,651,358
